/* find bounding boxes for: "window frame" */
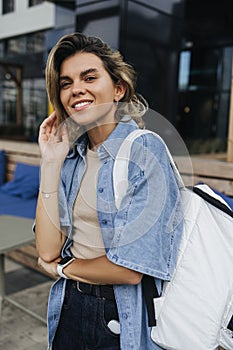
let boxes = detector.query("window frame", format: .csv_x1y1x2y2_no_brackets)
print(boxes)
2,0,15,14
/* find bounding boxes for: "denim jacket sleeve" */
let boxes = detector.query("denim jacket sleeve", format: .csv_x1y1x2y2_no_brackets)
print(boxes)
107,132,183,281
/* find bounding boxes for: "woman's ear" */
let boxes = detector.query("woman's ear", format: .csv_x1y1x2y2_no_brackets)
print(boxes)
114,80,127,102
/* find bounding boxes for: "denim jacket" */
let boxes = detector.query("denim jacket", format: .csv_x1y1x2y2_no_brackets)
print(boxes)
47,119,183,350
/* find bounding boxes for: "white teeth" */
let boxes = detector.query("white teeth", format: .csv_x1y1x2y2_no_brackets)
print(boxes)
74,101,91,108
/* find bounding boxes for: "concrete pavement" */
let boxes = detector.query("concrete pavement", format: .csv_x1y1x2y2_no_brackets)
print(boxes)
0,257,52,350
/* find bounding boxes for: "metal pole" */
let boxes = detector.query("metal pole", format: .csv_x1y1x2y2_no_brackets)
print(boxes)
0,254,5,317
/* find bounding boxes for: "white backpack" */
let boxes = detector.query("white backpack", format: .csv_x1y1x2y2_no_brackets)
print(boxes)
113,129,233,350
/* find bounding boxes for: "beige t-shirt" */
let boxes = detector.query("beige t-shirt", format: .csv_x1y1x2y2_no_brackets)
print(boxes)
70,147,105,259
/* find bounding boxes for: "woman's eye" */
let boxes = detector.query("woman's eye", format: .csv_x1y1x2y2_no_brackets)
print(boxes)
85,76,96,82
60,81,71,89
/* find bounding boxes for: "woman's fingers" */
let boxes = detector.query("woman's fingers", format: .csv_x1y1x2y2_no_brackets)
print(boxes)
39,112,59,141
41,113,67,143
38,114,69,161
39,112,56,136
41,111,57,128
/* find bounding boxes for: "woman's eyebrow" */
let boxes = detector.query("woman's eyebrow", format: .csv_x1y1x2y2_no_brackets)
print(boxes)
59,75,70,81
80,68,98,78
59,68,98,81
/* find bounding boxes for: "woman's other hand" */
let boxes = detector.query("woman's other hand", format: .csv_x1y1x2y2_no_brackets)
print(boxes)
38,111,69,163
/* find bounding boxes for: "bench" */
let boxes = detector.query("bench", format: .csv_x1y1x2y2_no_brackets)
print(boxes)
0,140,43,274
0,140,49,321
174,155,233,197
0,140,40,182
0,215,46,323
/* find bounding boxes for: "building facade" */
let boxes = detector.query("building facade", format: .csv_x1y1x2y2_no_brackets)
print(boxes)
0,0,75,140
0,0,232,154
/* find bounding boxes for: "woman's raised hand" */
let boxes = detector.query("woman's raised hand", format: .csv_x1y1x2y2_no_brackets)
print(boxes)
38,111,70,163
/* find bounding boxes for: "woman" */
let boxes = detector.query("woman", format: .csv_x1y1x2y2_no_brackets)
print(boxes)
35,32,183,350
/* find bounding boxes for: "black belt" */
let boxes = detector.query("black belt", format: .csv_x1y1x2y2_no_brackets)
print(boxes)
76,281,115,301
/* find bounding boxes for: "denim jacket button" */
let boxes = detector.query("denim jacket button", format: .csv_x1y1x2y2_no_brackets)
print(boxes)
102,219,107,225
98,188,104,193
122,313,128,319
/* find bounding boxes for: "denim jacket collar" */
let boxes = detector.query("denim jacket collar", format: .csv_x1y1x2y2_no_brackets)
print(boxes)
66,118,138,162
66,132,88,159
98,118,138,161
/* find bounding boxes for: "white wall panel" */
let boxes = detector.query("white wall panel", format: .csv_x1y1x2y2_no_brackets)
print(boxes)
0,0,55,39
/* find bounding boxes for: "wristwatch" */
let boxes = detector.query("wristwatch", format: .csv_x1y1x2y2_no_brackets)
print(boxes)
57,256,75,279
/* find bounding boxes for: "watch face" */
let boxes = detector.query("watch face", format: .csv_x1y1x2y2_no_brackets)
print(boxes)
59,256,73,265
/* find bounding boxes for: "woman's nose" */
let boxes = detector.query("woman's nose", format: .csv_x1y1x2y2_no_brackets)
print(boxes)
72,82,86,96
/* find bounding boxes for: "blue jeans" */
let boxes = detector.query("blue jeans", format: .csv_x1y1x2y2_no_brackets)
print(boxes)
52,280,120,350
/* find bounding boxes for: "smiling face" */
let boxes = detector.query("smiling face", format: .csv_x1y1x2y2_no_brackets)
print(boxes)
59,52,125,129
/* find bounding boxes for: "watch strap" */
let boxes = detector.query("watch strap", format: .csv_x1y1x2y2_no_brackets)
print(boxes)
57,257,75,279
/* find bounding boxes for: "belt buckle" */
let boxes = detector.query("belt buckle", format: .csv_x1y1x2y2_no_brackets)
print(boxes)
77,281,83,293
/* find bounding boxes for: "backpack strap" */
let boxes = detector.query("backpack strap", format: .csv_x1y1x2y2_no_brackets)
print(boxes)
113,129,185,210
142,275,159,327
113,129,181,327
227,315,233,332
193,186,233,217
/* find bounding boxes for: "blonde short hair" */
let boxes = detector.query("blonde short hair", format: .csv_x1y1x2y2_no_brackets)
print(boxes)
46,32,148,127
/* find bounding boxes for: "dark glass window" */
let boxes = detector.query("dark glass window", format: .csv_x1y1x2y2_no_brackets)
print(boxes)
177,46,233,154
28,0,44,7
6,32,45,56
0,41,4,58
23,78,47,141
2,0,14,14
27,32,45,53
0,74,46,141
7,37,26,56
0,78,17,125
